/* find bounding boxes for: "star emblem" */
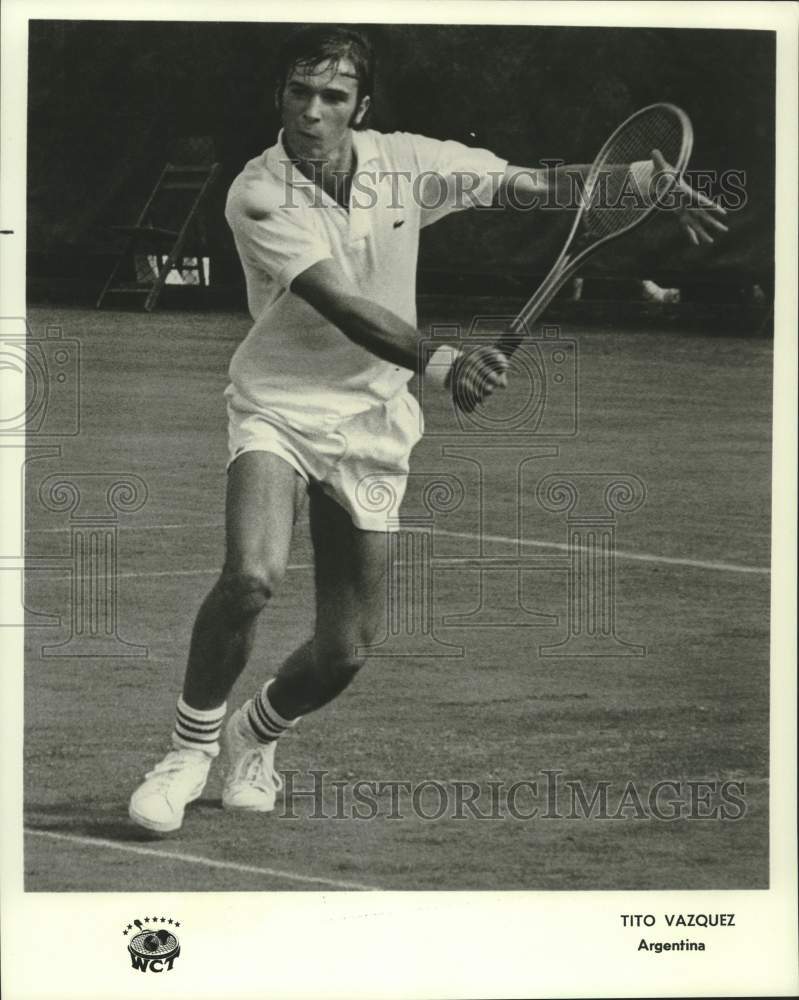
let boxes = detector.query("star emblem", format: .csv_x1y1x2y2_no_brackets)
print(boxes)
167,919,173,925
123,930,128,935
174,921,181,928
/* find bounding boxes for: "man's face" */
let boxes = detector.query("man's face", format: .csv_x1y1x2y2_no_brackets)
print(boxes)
279,56,369,162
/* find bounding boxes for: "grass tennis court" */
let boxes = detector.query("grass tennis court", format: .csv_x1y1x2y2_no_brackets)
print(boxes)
23,302,772,891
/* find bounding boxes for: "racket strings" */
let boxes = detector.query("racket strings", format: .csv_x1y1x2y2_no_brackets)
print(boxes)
580,107,687,241
500,103,693,354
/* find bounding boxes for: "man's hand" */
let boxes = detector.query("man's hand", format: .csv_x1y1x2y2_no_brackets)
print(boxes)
445,345,509,413
651,148,729,246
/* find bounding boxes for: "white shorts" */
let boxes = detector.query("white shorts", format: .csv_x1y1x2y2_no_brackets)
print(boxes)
226,389,424,532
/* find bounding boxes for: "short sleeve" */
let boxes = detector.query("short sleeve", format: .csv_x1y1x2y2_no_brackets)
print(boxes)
226,185,333,289
401,133,508,227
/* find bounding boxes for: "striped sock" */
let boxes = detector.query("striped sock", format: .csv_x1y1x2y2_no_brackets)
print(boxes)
171,696,226,757
247,679,299,744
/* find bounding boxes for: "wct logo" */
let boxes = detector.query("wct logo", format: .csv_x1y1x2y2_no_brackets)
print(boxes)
123,917,181,973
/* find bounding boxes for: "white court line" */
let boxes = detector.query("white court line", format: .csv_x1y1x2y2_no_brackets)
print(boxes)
435,529,770,576
27,521,769,577
27,521,224,534
24,827,379,892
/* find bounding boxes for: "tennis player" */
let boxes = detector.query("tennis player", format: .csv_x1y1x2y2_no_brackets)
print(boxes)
129,26,727,833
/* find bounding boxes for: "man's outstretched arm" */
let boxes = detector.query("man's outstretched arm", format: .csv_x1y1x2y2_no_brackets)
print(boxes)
291,258,508,413
501,159,728,244
292,259,431,371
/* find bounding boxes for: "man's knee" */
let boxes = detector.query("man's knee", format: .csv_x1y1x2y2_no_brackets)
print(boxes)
352,615,382,654
330,651,367,684
321,656,365,700
216,563,285,618
322,609,383,659
311,634,367,690
314,630,374,683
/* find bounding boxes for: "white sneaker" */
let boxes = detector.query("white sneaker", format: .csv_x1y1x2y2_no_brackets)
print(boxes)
222,704,283,812
129,748,213,833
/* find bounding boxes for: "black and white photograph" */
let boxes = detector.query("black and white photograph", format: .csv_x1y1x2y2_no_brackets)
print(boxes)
2,1,797,998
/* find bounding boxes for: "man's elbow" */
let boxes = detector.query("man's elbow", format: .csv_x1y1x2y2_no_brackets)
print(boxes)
291,278,358,329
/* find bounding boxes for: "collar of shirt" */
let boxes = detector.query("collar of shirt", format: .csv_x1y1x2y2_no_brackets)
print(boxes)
265,129,380,242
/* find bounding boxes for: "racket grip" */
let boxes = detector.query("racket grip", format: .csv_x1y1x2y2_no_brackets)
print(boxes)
497,267,570,359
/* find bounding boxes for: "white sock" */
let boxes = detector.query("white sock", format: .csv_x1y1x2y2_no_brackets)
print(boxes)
171,696,225,757
247,680,299,744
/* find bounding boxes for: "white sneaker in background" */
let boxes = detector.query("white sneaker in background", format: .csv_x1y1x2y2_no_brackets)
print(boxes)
222,703,284,813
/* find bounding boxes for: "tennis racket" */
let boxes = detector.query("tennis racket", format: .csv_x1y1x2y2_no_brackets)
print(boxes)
496,102,693,359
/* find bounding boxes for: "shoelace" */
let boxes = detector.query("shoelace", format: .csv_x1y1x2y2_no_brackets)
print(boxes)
145,752,206,785
239,748,284,793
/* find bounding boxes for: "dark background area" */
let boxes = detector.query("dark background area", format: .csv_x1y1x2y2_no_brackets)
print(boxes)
27,20,775,302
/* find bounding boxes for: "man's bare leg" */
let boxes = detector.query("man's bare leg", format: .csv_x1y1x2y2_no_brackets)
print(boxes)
183,451,305,710
221,486,390,812
129,450,305,833
267,484,389,719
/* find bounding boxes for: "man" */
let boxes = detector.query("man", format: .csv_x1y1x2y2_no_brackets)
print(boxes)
129,26,726,834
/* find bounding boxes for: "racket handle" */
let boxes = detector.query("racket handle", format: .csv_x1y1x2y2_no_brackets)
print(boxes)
496,264,571,359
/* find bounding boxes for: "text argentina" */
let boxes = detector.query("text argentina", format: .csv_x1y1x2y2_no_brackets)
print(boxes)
638,939,706,953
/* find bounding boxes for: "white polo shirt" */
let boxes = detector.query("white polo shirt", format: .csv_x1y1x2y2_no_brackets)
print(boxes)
224,128,507,430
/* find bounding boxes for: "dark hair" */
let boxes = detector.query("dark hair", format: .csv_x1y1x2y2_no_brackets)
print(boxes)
276,25,375,119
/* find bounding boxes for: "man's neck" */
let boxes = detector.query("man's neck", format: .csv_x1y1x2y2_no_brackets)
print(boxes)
285,135,356,209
